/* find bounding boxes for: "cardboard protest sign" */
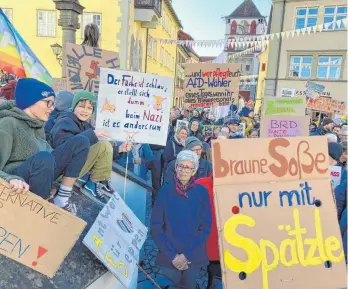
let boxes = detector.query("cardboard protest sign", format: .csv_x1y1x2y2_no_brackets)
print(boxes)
304,81,325,99
0,178,86,277
96,68,173,146
212,138,346,289
52,78,67,93
280,88,296,97
307,97,347,115
83,192,147,288
184,63,241,108
64,43,120,95
176,120,189,130
260,115,310,138
330,166,342,190
202,125,222,138
263,96,306,116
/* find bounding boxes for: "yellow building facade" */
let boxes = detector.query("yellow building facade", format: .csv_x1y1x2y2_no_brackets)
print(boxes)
254,45,269,115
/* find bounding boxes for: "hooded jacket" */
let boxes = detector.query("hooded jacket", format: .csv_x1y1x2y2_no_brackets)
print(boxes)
0,101,52,181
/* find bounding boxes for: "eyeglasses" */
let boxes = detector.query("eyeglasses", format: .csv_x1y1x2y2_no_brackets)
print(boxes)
191,148,202,153
41,100,56,108
176,165,194,173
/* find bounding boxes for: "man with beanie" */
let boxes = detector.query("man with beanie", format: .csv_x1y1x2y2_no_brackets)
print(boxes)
164,136,212,184
227,118,244,139
310,117,335,136
0,78,94,214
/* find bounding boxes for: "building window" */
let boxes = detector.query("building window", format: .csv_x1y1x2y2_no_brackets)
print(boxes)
317,56,342,79
295,7,318,29
230,20,237,34
324,6,347,30
37,10,56,37
153,40,157,60
148,36,153,57
250,20,257,34
2,8,12,22
245,64,251,71
160,47,164,65
289,56,313,78
82,13,102,38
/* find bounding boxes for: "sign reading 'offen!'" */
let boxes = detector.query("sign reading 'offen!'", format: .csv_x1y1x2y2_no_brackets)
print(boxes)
211,137,346,289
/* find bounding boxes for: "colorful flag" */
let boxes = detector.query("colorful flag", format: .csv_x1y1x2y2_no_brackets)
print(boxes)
0,9,53,85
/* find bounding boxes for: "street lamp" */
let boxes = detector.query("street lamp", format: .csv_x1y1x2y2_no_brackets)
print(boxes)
50,43,62,66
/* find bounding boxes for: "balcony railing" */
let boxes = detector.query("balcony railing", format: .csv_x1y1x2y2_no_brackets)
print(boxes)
135,0,162,17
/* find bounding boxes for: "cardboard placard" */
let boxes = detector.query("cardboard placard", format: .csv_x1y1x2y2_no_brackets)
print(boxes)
263,96,306,116
0,179,86,277
304,81,325,99
184,64,241,108
260,116,310,138
95,68,173,146
64,43,120,95
330,166,342,190
83,192,147,288
52,78,67,93
306,97,347,115
212,138,346,289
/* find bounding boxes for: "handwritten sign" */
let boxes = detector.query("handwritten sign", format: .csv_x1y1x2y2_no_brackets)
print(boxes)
184,63,241,108
52,78,67,93
212,138,346,289
263,96,306,116
64,43,120,95
83,192,147,288
202,125,222,138
330,166,342,190
304,81,325,99
280,88,296,98
0,178,86,277
307,97,347,115
176,120,189,130
96,68,173,146
260,116,310,138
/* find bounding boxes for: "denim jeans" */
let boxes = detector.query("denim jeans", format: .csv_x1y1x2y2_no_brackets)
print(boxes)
160,266,201,289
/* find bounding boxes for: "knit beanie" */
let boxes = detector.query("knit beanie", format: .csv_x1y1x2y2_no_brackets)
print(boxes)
15,78,55,110
185,136,203,150
72,90,97,112
328,142,343,161
322,118,334,127
56,91,74,111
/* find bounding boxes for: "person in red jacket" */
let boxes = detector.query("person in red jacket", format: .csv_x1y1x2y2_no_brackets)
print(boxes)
196,174,221,289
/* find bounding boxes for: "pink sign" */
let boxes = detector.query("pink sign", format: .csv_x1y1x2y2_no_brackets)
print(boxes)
260,116,310,138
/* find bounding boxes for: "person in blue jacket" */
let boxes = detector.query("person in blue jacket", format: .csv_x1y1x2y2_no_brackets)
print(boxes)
227,118,244,139
310,118,334,136
151,150,212,289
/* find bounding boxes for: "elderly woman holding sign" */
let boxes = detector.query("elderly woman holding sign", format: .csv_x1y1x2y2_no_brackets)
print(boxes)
151,150,212,289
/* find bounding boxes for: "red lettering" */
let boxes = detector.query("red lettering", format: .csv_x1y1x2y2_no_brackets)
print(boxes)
268,138,290,177
213,143,229,178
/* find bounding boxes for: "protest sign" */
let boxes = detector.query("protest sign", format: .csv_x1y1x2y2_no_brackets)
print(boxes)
64,43,120,95
83,192,147,288
0,178,86,277
304,81,325,99
211,137,346,289
263,96,306,116
260,115,310,138
52,78,67,93
306,97,347,115
280,88,296,98
176,120,189,130
96,68,173,146
184,63,241,108
202,125,222,138
330,166,342,190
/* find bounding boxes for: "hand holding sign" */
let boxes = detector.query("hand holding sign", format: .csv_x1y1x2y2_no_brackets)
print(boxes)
9,179,30,194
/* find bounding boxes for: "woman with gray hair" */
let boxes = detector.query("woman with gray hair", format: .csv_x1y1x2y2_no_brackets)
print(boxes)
151,150,212,289
82,23,100,48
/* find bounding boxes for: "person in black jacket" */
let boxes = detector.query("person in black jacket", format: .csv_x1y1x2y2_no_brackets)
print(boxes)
310,118,334,136
189,119,204,141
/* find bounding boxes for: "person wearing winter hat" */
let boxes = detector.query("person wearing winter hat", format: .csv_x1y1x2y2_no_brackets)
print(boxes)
0,78,92,214
338,141,347,169
227,118,244,139
310,117,335,136
164,136,213,185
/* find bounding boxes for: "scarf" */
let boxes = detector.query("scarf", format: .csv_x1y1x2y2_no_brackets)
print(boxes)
174,175,196,198
132,144,142,176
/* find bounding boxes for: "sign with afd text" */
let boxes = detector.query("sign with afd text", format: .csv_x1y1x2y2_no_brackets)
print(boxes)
64,43,120,94
0,179,86,277
184,63,241,108
83,192,147,288
96,68,173,146
211,137,346,289
263,96,306,116
260,115,310,138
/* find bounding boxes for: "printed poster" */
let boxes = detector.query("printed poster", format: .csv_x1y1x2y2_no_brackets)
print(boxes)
96,68,173,146
0,178,86,277
306,97,347,115
263,96,306,116
184,63,241,108
304,81,325,99
64,43,120,95
211,137,346,289
260,115,310,138
83,192,148,288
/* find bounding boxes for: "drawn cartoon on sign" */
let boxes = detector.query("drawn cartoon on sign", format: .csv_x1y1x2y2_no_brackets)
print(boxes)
263,96,306,116
96,68,173,146
260,116,310,138
64,43,120,95
83,192,147,288
0,178,86,277
184,64,241,108
212,137,346,289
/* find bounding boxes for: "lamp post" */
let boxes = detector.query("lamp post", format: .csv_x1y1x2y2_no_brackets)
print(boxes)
50,43,63,66
52,0,84,77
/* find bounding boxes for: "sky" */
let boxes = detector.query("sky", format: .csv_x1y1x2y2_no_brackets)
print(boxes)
172,0,272,57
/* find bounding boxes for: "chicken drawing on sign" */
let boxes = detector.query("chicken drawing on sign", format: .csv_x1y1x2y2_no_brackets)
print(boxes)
101,99,116,113
153,96,166,111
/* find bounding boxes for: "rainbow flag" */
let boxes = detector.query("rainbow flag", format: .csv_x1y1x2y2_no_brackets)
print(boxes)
0,9,53,85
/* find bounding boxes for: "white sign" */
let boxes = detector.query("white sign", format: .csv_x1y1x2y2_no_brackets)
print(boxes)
96,68,174,146
280,88,296,98
176,120,189,130
330,166,342,190
83,192,148,288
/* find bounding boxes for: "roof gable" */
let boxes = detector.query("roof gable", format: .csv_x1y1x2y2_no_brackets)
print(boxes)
227,0,263,18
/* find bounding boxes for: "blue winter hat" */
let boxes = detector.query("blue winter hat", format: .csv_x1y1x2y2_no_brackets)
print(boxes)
228,118,240,125
15,78,55,110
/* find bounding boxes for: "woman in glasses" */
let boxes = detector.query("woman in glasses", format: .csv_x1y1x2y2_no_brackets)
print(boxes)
151,150,212,289
0,78,91,215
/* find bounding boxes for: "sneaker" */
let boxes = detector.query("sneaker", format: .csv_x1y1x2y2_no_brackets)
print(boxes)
82,180,108,205
98,180,115,197
61,201,77,216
